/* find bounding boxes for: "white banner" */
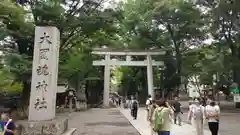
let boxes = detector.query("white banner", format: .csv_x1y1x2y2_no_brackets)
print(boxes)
234,95,240,102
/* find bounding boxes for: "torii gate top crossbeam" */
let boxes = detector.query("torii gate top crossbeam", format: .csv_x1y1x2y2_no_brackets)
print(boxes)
92,48,166,55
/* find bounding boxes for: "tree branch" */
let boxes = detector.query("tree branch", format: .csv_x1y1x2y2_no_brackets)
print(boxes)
166,23,182,74
189,75,202,97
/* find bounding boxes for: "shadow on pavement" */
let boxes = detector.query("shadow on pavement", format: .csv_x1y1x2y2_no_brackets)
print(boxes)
85,121,131,127
107,111,122,115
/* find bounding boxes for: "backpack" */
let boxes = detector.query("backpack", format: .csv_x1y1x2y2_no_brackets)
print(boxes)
148,104,157,120
193,106,203,119
153,108,164,132
146,99,152,110
149,99,152,105
132,101,138,109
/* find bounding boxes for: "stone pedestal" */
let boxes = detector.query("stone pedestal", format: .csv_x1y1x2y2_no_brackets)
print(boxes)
16,116,76,135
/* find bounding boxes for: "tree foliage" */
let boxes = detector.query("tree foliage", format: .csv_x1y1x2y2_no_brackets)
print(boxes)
2,0,240,103
0,0,121,105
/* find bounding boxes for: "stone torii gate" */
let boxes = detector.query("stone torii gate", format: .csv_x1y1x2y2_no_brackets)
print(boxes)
92,48,166,107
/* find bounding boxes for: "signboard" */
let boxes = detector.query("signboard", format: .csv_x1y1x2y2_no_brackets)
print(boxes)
234,95,240,102
232,88,240,93
57,85,67,93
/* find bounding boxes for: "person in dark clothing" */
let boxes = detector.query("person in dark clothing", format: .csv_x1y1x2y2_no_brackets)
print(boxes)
118,97,121,106
173,97,183,126
1,112,16,135
201,97,207,107
131,97,139,120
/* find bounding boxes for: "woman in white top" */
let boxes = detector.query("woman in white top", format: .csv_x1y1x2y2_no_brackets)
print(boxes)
188,98,205,135
205,101,220,135
146,95,152,120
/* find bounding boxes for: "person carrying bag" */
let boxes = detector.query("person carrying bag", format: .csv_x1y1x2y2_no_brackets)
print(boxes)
151,100,173,135
1,113,16,135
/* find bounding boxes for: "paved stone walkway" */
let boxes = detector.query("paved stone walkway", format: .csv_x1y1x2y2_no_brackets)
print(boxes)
180,111,239,135
119,108,212,135
67,108,140,135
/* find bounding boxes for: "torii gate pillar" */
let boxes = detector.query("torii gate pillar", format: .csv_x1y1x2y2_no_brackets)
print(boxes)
103,54,110,107
147,54,154,98
92,48,166,107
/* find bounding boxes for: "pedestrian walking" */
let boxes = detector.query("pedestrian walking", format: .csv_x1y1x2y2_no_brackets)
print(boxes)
124,96,129,109
146,95,153,120
130,97,139,120
1,112,16,135
187,98,205,135
148,100,157,135
173,97,183,126
129,95,134,110
205,100,220,135
151,100,174,135
118,97,122,106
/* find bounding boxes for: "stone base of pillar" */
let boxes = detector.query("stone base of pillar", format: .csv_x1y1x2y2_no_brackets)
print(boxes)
76,101,88,111
101,105,111,108
16,116,76,135
235,102,240,108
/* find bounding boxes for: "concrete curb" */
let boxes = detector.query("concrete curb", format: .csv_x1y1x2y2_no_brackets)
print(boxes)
119,108,148,135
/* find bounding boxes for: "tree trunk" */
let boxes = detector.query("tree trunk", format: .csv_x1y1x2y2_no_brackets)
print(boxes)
75,73,80,91
21,81,31,107
166,23,182,94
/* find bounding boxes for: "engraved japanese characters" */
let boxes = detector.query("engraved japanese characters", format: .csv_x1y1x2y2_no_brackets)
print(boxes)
34,32,51,110
39,48,49,60
34,81,48,110
39,32,52,44
36,64,49,75
29,27,60,121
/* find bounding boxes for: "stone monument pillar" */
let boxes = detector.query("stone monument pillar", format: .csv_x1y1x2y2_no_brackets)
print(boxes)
29,26,59,121
19,27,76,135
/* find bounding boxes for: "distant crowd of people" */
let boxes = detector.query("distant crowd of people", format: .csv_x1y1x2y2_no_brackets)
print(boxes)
120,95,220,135
111,96,122,107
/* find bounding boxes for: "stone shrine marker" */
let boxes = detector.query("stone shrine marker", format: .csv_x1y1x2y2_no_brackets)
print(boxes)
29,27,60,121
18,26,75,135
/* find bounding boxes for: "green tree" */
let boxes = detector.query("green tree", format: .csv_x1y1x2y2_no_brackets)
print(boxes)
0,69,23,93
198,0,240,86
150,0,205,86
117,0,205,97
195,0,240,106
0,0,121,106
